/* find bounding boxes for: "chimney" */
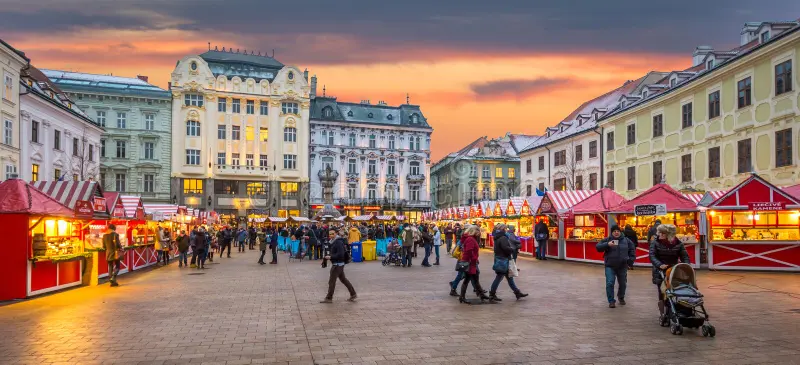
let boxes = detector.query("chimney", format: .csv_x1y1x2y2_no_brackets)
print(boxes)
361,99,370,105
378,100,386,106
137,75,149,83
310,75,317,99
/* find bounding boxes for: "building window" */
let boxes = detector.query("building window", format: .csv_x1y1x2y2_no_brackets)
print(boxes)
283,127,297,142
761,31,770,43
260,128,269,142
410,186,420,201
367,113,374,119
348,184,356,199
682,103,693,128
538,156,545,170
143,174,154,193
525,159,532,173
470,165,477,177
681,154,692,182
283,154,297,169
231,126,240,140
54,130,61,150
321,156,334,171
737,77,752,108
554,150,566,166
217,125,226,139
626,124,636,145
526,185,532,196
607,171,615,190
184,94,203,107
575,175,583,190
245,126,254,141
183,179,203,194
186,120,200,136
388,160,396,175
707,147,721,178
101,140,105,157
3,72,12,100
348,159,356,174
369,135,376,148
115,173,126,192
246,154,254,166
116,112,126,128
408,138,414,150
247,182,266,195
411,114,420,123
214,180,238,194
31,120,39,143
281,182,298,197
495,167,503,178
776,128,793,167
652,114,663,137
482,166,490,178
144,114,155,130
368,184,376,200
281,102,299,115
775,60,793,95
232,99,241,113
96,111,106,127
89,145,94,161
738,139,751,173
606,131,615,150
246,100,255,114
627,166,636,190
186,149,200,165
415,137,422,151
347,110,353,117
708,91,720,119
410,161,421,175
218,97,227,112
575,144,583,161
260,101,268,115
232,153,240,166
368,160,376,174
554,178,566,191
217,152,226,166
670,78,677,87
589,173,597,190
31,164,39,182
319,130,327,145
259,154,268,166
322,106,333,118
538,182,545,192
706,60,714,70
144,142,155,160
388,135,396,149
653,160,663,186
508,168,515,178
54,168,61,180
116,140,126,158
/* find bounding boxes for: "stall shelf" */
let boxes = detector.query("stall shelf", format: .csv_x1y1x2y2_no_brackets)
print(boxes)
705,174,800,272
558,188,625,264
536,190,597,260
610,183,701,267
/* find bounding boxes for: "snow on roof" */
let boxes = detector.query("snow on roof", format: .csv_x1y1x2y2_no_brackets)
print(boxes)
42,70,153,86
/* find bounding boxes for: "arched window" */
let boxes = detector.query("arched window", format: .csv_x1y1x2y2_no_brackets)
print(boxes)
410,161,420,175
415,136,421,151
369,135,376,148
322,106,334,118
368,184,377,200
283,127,297,142
322,156,334,170
186,120,200,136
320,130,327,145
411,113,419,123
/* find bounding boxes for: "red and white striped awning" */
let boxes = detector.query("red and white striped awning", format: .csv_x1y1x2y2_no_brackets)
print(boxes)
545,190,597,212
508,197,525,215
457,206,467,218
144,204,179,216
31,181,103,210
395,215,406,221
120,195,143,219
683,191,726,206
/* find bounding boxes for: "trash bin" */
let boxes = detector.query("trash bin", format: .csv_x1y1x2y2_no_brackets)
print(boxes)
362,240,377,261
350,242,363,263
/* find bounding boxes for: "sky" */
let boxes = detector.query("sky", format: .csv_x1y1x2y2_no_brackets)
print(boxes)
1,0,798,161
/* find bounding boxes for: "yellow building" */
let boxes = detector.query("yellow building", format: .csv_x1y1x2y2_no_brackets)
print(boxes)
599,21,800,196
0,39,29,180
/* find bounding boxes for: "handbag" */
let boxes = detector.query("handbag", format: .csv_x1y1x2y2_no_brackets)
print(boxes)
508,259,519,277
492,257,509,273
451,246,462,259
455,260,470,272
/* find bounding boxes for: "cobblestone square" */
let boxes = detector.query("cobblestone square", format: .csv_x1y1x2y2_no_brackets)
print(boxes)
1,250,799,365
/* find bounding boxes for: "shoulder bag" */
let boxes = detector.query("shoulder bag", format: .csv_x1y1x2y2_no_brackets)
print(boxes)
455,260,469,272
492,256,509,273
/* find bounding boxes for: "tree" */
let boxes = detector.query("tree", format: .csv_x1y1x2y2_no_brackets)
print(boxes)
553,139,586,190
63,128,100,183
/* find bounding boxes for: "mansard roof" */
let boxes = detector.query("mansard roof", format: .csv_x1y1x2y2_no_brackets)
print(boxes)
199,49,284,82
42,69,170,99
21,66,98,127
310,97,432,130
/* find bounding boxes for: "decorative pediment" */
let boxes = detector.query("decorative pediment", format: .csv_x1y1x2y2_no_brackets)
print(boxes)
408,154,424,161
346,151,358,158
187,110,200,121
366,152,379,159
319,149,337,157
284,118,296,128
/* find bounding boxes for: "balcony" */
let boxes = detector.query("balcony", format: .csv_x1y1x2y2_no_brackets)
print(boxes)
406,173,426,184
213,164,270,177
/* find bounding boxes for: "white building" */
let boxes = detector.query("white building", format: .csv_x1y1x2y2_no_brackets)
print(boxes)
0,39,29,180
170,47,310,222
517,72,667,194
18,66,103,182
309,90,432,221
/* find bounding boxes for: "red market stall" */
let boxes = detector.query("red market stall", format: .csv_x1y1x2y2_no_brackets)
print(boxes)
610,184,701,267
121,195,159,271
536,190,597,259
561,188,625,264
0,179,90,301
706,174,800,271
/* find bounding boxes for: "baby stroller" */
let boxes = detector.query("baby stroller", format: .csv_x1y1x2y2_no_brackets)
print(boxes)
382,239,403,266
659,263,716,337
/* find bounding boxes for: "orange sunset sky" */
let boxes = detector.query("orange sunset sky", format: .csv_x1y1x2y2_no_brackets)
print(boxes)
2,1,796,161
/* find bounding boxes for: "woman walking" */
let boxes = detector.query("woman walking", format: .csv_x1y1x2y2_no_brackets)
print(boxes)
459,225,490,304
489,224,528,302
650,224,690,315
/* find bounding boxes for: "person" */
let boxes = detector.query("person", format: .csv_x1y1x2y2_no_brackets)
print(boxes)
421,226,434,267
479,225,488,249
237,228,247,253
412,224,421,257
155,226,167,266
459,225,490,304
432,225,442,265
219,227,233,258
196,227,208,269
103,224,122,287
207,228,216,262
177,230,190,267
348,225,361,245
534,218,549,260
623,224,639,267
269,227,279,264
647,219,662,244
307,225,321,260
257,227,268,265
507,226,521,261
320,229,357,303
649,224,691,315
248,226,257,250
444,224,454,253
596,225,636,308
489,224,528,302
189,226,199,268
401,224,414,267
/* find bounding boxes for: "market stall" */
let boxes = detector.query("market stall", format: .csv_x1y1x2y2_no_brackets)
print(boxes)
559,188,625,264
0,179,93,301
610,183,701,267
536,190,597,260
705,174,800,271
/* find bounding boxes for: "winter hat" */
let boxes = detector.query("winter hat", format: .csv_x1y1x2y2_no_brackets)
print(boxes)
610,225,622,234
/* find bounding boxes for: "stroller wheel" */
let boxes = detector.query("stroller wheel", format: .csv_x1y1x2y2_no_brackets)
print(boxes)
708,325,716,337
670,324,683,335
702,325,709,337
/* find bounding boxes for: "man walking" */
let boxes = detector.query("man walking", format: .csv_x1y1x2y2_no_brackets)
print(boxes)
237,228,247,253
320,229,357,303
433,225,442,265
444,224,454,253
269,227,279,264
257,228,267,265
421,225,434,267
401,224,414,267
103,224,122,287
196,227,208,269
189,226,199,268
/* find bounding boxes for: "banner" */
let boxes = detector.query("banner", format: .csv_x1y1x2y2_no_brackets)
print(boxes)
748,202,785,211
74,200,94,218
634,204,667,216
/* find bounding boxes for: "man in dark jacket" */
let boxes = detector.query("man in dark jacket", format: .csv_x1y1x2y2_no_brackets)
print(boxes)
444,225,455,253
248,226,257,250
177,230,190,267
269,227,279,264
596,225,636,308
534,219,549,260
195,227,208,269
489,224,528,301
320,229,357,303
420,225,434,267
103,224,122,287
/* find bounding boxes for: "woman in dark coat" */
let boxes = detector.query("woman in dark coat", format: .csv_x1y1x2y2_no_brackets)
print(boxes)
649,224,690,314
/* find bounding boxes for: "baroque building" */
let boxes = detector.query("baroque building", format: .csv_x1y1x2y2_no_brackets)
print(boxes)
170,48,310,221
43,70,172,202
0,39,29,180
308,88,432,222
431,133,535,209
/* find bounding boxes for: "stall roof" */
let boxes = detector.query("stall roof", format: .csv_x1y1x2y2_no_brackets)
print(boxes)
610,184,698,213
707,173,800,210
541,190,597,213
143,204,179,216
683,191,726,206
120,195,144,218
31,181,105,210
784,184,800,200
103,192,126,218
570,188,625,214
0,179,75,217
268,217,288,222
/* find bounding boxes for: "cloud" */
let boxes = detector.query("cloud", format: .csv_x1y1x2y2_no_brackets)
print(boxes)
470,78,574,101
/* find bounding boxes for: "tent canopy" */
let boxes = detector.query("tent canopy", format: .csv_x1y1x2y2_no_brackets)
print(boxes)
785,184,800,200
611,184,698,213
708,173,800,210
0,179,75,217
570,188,625,214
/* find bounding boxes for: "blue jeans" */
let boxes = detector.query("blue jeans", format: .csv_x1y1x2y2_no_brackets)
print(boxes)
179,252,188,266
434,245,440,262
451,268,481,290
605,266,628,303
490,273,519,294
422,244,432,265
536,240,547,259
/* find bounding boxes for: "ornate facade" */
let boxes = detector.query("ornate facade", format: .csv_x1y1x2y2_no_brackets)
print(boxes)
170,48,310,220
0,39,28,180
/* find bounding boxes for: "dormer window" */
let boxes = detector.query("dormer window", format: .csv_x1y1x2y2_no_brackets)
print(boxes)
367,112,373,119
760,31,770,43
642,90,648,98
706,59,714,70
670,78,677,87
620,100,626,108
387,114,393,120
347,110,353,117
190,61,197,71
322,106,334,118
288,71,294,80
410,113,419,123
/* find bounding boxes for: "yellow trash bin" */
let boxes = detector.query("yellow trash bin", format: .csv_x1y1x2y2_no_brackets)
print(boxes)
362,240,377,261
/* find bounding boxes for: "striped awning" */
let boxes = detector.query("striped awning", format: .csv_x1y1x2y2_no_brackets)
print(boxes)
375,215,395,221
545,190,597,212
507,197,525,215
291,216,311,222
120,195,143,218
144,204,179,216
31,181,103,210
395,215,406,221
684,191,726,206
268,217,288,222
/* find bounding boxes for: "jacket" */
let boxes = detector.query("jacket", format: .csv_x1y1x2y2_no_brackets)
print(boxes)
421,230,433,245
330,237,349,264
649,237,691,284
103,231,121,261
646,224,659,243
433,230,442,246
154,229,163,250
596,235,635,268
348,227,361,243
534,222,549,241
444,227,454,240
195,231,207,250
623,227,639,250
257,232,267,251
401,227,414,247
237,230,247,242
493,231,514,259
177,234,190,253
460,234,480,275
508,233,521,254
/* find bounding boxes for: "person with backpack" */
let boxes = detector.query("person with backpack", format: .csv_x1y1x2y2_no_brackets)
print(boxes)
320,228,357,303
269,227,279,264
534,218,549,260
